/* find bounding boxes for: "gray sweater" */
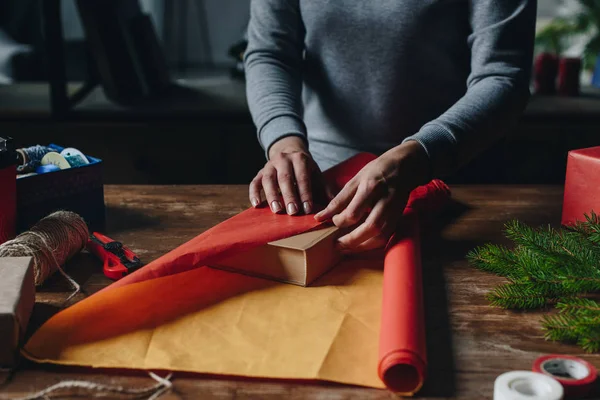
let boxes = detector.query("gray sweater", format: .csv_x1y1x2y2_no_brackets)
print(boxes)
244,0,536,177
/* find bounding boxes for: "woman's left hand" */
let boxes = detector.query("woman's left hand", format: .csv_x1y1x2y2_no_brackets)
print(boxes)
314,141,430,252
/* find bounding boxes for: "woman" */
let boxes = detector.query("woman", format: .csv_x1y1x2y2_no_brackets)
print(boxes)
244,0,536,252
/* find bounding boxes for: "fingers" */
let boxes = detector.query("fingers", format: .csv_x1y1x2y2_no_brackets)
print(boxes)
314,181,357,222
262,166,283,213
337,199,390,249
249,170,263,207
337,190,409,250
331,183,373,228
292,153,314,214
277,161,301,215
340,235,389,254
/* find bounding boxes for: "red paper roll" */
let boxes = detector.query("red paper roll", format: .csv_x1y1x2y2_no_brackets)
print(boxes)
378,180,450,395
534,52,559,95
533,354,598,399
558,57,582,97
378,211,425,394
0,163,16,245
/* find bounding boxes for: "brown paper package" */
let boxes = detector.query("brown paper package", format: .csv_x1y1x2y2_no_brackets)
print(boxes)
212,225,341,286
0,257,34,367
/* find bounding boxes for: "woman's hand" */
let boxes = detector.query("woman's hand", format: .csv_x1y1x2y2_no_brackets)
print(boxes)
249,136,330,215
315,141,430,252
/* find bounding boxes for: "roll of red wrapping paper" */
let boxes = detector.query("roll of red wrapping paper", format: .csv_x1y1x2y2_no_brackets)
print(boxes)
533,354,598,399
558,57,582,97
0,163,16,245
379,211,425,395
378,179,451,395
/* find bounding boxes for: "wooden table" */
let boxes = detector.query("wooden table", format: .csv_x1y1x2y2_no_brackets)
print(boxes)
2,185,599,399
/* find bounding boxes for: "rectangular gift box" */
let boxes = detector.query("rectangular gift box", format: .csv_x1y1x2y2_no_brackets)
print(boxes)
16,144,105,233
212,225,342,286
0,257,34,368
562,146,600,226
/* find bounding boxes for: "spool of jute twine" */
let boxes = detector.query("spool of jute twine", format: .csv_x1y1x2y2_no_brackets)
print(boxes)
0,210,88,300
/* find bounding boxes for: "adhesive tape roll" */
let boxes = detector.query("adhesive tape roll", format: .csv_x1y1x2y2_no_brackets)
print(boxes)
41,152,71,170
60,147,89,164
64,154,87,168
494,371,564,400
533,355,597,399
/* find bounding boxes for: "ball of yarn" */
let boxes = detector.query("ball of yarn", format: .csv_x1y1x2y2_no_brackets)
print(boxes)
0,211,89,286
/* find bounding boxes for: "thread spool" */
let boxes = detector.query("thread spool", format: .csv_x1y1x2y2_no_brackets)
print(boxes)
16,145,52,174
0,211,88,298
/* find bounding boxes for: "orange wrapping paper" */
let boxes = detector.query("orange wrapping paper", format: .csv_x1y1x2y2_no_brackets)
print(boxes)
23,153,449,394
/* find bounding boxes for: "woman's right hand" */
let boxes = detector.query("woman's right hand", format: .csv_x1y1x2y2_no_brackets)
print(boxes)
249,136,329,215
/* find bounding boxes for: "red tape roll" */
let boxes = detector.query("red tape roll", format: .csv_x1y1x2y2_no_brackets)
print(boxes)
533,354,597,399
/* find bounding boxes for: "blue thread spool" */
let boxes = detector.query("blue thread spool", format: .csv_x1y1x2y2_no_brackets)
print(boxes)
17,145,52,174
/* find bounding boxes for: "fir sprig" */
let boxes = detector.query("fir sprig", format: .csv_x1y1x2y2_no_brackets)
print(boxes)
487,283,549,309
467,213,600,352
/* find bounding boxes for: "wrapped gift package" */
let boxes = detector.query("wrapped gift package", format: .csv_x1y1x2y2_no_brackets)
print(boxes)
212,225,341,286
562,146,600,226
0,257,34,368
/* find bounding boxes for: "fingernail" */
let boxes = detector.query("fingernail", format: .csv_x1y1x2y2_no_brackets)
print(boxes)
287,202,298,215
251,198,259,207
303,201,312,214
271,201,282,213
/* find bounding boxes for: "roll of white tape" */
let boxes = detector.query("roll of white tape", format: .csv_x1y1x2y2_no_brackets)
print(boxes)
494,371,563,400
60,147,89,164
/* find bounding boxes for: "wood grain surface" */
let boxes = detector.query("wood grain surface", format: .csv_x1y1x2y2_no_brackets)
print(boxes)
2,184,599,400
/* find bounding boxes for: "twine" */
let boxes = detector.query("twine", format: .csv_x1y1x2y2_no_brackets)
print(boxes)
0,372,173,400
0,211,88,300
16,145,52,174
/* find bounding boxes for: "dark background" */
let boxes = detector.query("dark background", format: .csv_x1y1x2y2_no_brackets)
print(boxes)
1,0,600,185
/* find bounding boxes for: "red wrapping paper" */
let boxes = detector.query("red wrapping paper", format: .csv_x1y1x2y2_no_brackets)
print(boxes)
0,164,16,245
378,180,450,394
23,153,450,393
534,52,559,95
562,146,600,226
106,152,379,291
557,57,581,97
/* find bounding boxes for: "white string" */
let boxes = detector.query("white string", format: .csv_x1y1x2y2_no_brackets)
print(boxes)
0,372,173,400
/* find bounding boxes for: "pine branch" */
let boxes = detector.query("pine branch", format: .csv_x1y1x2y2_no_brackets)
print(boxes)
556,298,600,316
468,212,600,352
542,314,581,343
543,312,600,352
488,283,550,309
466,244,522,279
579,331,600,353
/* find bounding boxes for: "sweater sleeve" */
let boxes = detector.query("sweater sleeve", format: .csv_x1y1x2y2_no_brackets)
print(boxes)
402,0,536,178
244,0,307,158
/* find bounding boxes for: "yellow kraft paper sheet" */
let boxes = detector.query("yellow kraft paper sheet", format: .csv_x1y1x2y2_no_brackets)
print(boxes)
23,257,386,389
